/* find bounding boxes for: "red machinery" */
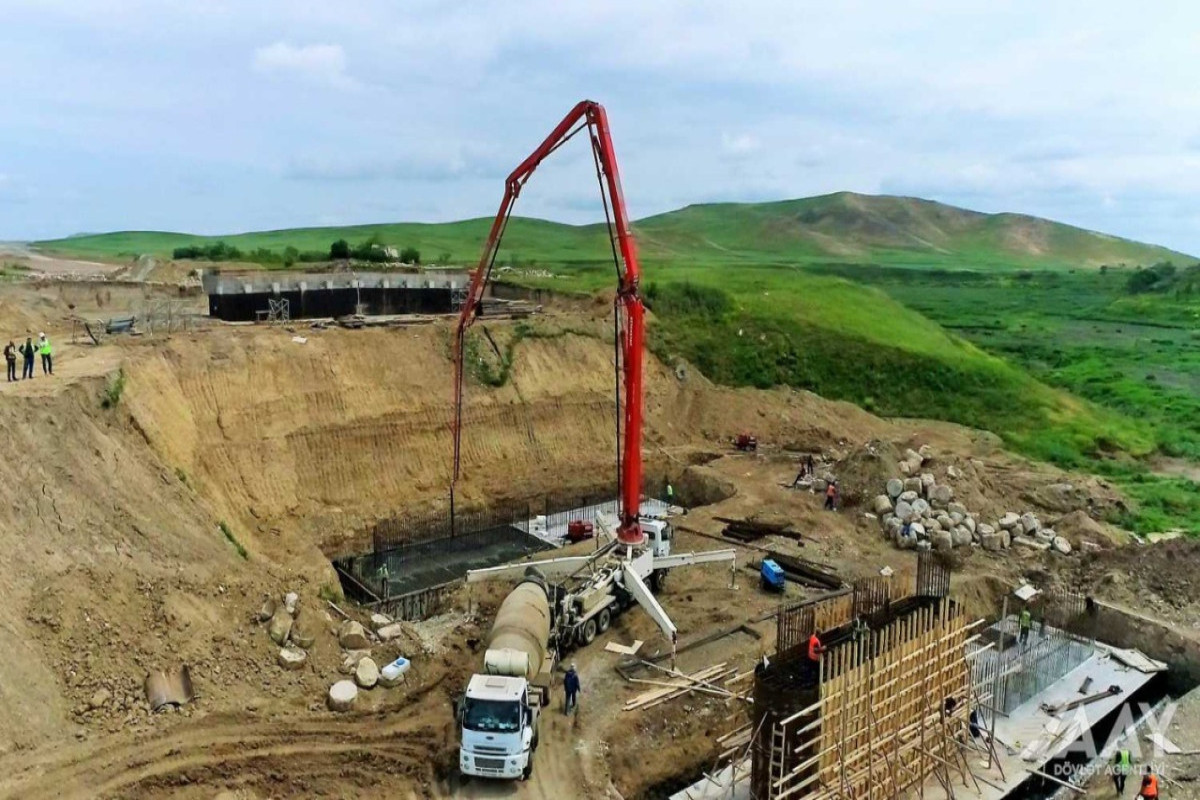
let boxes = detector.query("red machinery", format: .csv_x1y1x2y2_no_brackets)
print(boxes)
452,100,647,548
734,432,758,452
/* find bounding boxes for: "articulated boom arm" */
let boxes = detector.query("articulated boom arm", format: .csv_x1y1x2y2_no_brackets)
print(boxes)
452,100,647,547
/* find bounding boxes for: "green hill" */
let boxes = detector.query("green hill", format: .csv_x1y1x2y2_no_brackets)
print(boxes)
35,192,1191,270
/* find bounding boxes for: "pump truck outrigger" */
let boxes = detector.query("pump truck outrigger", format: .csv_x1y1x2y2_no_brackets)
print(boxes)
451,100,735,782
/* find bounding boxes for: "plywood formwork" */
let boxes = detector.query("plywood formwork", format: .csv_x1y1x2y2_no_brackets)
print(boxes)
755,554,977,800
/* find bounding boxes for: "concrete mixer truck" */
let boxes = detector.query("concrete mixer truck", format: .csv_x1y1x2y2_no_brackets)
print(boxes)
457,569,552,781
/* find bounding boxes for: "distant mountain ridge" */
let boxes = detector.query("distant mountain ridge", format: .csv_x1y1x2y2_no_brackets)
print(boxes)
35,191,1193,269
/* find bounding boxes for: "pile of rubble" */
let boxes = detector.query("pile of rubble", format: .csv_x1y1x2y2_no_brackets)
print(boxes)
259,592,411,712
871,447,1073,556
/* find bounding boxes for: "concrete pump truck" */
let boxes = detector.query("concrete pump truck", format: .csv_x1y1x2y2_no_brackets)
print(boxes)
449,100,736,781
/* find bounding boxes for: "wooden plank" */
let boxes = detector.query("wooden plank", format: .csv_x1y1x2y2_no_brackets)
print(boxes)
604,639,644,655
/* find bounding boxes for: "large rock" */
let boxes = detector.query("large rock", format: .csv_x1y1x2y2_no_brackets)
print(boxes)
328,680,358,712
898,460,913,477
1020,513,1040,534
931,530,954,551
918,444,933,460
872,495,894,515
278,646,307,670
977,523,996,537
903,477,922,494
377,622,408,643
911,498,931,517
981,532,1005,551
1012,535,1050,551
268,609,294,646
1001,530,1011,549
338,620,372,651
946,465,962,480
951,526,973,547
1051,536,1072,555
904,448,924,466
894,500,915,522
289,615,319,649
257,595,277,623
926,517,942,532
1034,528,1056,545
340,650,372,675
963,516,977,535
284,592,299,615
894,528,916,550
909,522,926,539
369,613,393,631
886,479,904,499
999,513,1021,531
947,501,968,517
930,485,953,507
885,517,903,539
898,490,919,503
919,473,936,495
355,657,380,689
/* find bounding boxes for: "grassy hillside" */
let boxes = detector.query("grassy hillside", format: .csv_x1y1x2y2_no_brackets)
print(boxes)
36,192,1191,269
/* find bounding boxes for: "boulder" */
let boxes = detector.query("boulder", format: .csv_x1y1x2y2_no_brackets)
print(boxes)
268,609,294,646
951,526,972,547
963,516,977,535
257,596,277,623
930,485,953,507
1012,535,1050,551
894,500,915,522
909,522,927,539
937,512,954,528
872,495,894,515
894,529,917,550
947,501,968,517
926,517,942,532
340,649,372,675
289,615,319,649
886,479,904,499
999,513,1021,530
948,511,964,526
1034,528,1056,544
885,517,903,539
278,646,307,671
946,465,962,480
812,478,828,494
919,473,936,495
903,477,922,494
911,499,931,517
338,620,372,651
905,448,924,466
899,490,919,503
918,444,933,460
898,461,913,477
369,613,393,631
1020,513,1040,534
284,592,299,615
1001,530,1011,549
377,622,408,643
931,530,954,551
977,523,996,537
328,680,358,712
981,532,1005,551
1051,536,1072,555
355,657,380,689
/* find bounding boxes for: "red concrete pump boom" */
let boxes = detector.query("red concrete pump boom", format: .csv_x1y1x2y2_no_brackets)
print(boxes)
452,100,647,547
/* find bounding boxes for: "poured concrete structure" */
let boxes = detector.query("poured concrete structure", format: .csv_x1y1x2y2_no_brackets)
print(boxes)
201,269,472,321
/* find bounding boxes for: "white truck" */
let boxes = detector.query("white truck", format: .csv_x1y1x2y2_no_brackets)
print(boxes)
458,517,735,780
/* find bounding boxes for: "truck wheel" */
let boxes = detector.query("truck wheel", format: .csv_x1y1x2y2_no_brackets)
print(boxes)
597,608,611,633
522,753,534,781
650,569,668,593
579,618,597,646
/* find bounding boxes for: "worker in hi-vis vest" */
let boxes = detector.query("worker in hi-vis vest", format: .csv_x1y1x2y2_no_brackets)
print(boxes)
1112,748,1132,794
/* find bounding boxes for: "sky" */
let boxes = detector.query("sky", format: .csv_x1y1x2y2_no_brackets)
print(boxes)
1,1,1199,253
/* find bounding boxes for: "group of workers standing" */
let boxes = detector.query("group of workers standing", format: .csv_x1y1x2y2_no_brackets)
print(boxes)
790,454,840,511
3,333,52,381
1112,747,1159,800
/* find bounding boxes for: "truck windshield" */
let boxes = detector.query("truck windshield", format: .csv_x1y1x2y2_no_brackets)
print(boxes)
462,698,521,733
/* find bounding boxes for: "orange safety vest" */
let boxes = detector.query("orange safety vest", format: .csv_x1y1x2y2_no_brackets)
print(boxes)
826,484,836,497
808,634,822,661
1142,773,1158,798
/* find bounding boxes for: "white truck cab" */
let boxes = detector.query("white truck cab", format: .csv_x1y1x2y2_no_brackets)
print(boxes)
458,674,540,780
640,517,673,558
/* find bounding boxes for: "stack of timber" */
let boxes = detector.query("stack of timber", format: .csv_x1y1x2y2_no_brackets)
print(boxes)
623,662,749,711
717,517,803,544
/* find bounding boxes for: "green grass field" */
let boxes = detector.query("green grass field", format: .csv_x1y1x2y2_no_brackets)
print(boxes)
37,192,1190,270
37,192,1200,532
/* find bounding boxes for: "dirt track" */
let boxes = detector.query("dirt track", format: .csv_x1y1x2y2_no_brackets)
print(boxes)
0,281,1175,799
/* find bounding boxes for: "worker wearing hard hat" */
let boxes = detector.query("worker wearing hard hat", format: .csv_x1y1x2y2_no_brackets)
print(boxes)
564,662,581,715
37,333,52,375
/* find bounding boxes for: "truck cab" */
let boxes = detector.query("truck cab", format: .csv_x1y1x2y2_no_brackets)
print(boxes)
640,517,673,558
458,674,540,780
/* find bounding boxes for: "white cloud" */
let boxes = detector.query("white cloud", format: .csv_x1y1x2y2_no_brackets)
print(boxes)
721,133,761,158
252,42,354,88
